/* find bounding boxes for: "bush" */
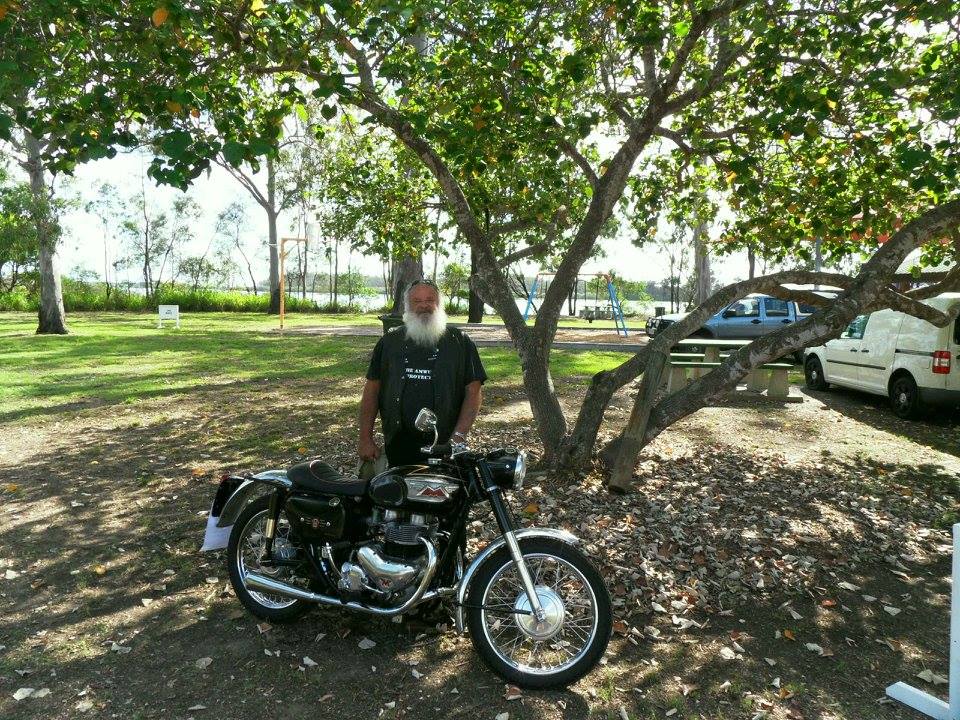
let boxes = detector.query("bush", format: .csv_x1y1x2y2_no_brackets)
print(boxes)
316,301,363,313
4,280,327,313
0,287,34,311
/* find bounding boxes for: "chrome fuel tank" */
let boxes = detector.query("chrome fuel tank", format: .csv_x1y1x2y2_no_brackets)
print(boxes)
367,465,461,513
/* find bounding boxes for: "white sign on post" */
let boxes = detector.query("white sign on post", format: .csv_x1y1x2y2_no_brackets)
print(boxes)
158,304,180,329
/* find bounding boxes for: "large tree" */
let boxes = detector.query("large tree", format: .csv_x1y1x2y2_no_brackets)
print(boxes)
2,0,958,474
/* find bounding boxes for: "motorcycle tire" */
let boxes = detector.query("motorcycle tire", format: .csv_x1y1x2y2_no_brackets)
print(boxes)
465,536,612,689
227,495,312,623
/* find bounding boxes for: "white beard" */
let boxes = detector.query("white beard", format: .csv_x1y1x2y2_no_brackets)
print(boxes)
403,305,448,347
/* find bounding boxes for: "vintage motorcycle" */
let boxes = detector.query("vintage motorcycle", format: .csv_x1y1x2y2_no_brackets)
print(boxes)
202,409,612,688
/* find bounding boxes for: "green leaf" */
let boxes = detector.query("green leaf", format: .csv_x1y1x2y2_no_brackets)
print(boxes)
249,137,273,156
320,104,337,120
160,130,192,159
222,140,246,166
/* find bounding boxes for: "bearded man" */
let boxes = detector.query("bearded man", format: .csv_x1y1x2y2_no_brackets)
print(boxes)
358,279,487,467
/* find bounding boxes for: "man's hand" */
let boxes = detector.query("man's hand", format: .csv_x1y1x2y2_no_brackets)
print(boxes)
358,435,381,461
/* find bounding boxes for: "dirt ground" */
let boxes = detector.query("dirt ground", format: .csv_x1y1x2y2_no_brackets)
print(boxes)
1,361,959,720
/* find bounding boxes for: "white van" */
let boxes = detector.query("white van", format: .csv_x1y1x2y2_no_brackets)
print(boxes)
803,293,960,419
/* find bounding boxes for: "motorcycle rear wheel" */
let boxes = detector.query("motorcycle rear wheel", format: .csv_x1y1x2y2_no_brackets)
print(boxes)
227,495,312,623
465,537,612,688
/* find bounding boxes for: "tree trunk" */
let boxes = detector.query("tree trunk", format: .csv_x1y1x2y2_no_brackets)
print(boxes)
517,335,567,464
24,133,67,335
103,235,112,300
391,254,422,315
607,352,668,491
693,221,711,305
748,245,756,280
468,245,484,322
267,157,281,314
333,238,340,306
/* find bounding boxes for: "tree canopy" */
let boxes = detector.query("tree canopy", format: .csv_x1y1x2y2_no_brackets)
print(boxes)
2,0,959,471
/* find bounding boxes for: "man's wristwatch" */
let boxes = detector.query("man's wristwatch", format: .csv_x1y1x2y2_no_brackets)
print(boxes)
451,431,467,443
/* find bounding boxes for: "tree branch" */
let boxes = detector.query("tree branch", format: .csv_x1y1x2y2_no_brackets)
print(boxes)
876,287,960,326
498,241,551,267
557,137,598,189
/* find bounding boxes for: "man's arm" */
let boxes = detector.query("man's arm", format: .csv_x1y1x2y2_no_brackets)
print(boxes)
453,380,483,440
358,378,381,460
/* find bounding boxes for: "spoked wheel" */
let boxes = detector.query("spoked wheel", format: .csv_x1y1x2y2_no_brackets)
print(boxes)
226,495,312,623
466,537,612,689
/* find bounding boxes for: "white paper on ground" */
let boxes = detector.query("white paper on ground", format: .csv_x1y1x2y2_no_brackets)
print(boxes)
200,510,232,551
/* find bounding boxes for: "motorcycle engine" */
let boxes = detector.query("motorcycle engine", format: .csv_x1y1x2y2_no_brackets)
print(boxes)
339,509,437,596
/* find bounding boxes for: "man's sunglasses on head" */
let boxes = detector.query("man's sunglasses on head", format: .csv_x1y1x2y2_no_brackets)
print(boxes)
408,279,439,290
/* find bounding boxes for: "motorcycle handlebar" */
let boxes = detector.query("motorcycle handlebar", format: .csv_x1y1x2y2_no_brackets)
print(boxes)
419,441,470,458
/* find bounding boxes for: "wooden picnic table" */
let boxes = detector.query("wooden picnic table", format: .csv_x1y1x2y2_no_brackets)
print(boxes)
666,339,798,401
673,338,751,363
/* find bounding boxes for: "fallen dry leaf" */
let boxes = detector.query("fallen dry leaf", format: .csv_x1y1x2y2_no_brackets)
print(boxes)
916,669,948,686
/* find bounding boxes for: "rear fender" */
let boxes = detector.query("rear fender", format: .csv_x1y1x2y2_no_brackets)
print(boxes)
216,470,292,528
200,470,292,552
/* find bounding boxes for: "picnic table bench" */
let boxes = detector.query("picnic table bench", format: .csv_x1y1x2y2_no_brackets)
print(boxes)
666,339,798,401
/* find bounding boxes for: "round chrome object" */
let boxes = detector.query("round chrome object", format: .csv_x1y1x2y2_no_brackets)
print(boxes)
512,451,527,490
514,587,565,640
480,552,599,675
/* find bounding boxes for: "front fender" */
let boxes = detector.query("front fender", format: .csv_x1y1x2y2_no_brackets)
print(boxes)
454,528,579,633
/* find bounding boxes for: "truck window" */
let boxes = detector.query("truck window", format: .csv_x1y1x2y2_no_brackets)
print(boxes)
841,314,869,340
727,298,760,317
764,298,790,317
798,303,818,315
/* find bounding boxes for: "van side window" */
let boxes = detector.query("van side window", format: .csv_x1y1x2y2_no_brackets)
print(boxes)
955,318,960,345
841,314,869,340
764,298,790,317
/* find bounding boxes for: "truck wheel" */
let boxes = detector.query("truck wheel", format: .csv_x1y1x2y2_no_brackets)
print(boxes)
889,374,924,420
804,356,829,391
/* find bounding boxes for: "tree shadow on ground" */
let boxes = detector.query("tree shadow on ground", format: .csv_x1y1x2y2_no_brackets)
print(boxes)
2,375,958,719
802,385,960,460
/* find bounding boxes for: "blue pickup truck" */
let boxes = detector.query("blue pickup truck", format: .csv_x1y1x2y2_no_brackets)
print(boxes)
645,294,817,339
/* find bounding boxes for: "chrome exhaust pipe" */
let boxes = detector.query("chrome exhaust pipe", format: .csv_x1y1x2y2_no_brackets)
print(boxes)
244,537,442,617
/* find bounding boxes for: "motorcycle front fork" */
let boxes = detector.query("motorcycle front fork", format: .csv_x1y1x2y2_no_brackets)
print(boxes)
486,486,547,623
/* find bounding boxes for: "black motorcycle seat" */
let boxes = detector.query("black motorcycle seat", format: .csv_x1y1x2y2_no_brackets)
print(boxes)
287,460,367,497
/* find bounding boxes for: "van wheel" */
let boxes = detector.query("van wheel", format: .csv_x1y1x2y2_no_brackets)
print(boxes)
889,374,923,420
804,357,829,390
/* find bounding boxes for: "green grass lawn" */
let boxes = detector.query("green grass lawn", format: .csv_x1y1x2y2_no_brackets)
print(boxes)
0,312,628,421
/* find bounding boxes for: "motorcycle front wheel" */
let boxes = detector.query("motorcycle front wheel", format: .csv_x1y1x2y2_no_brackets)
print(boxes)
226,495,312,623
465,537,612,689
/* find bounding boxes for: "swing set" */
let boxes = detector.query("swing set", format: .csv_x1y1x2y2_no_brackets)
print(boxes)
522,272,629,337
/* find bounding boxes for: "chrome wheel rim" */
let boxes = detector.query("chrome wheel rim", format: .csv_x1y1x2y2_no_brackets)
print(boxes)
480,553,599,675
236,509,302,609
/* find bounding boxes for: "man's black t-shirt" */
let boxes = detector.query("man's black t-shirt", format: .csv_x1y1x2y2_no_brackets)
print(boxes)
399,341,439,433
366,329,487,464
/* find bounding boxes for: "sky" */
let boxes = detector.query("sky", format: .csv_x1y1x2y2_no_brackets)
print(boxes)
44,146,751,291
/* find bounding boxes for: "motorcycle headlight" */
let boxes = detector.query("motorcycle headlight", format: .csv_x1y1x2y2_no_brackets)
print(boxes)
513,451,527,490
484,449,526,491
